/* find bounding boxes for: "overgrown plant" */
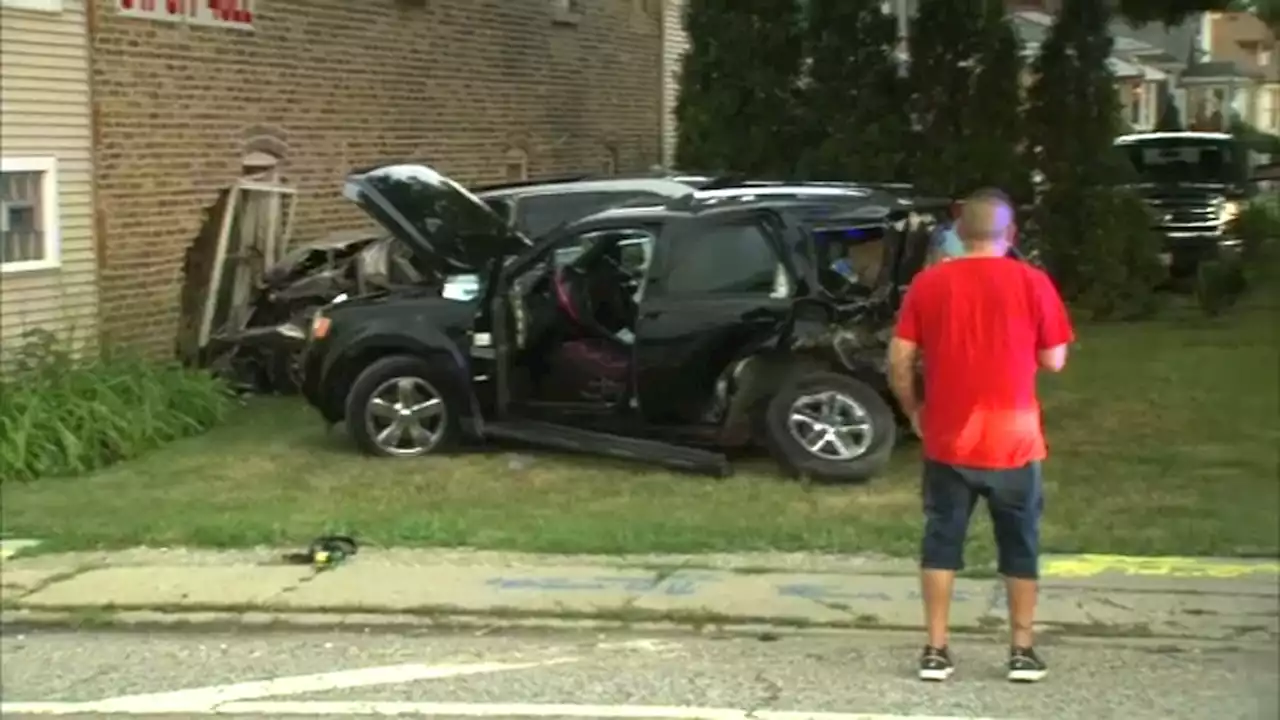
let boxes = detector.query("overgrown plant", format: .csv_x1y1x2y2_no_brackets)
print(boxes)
0,330,233,483
1229,196,1280,293
1025,0,1163,319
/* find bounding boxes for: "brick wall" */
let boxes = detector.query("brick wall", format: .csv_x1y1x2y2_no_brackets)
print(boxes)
90,0,664,354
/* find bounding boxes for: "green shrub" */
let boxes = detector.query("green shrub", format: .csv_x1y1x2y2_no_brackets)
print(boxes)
1195,256,1248,317
0,330,234,483
1230,197,1280,291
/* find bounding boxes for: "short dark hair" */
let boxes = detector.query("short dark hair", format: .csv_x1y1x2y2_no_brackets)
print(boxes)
957,187,1014,243
965,187,1012,206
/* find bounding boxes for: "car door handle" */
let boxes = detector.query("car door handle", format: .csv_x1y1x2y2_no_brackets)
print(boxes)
641,310,663,320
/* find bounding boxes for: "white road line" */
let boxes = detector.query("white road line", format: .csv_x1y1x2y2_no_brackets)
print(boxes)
89,658,577,713
0,700,1015,719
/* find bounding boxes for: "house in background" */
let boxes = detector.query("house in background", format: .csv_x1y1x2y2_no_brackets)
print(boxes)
0,0,99,360
88,0,665,357
1184,11,1279,135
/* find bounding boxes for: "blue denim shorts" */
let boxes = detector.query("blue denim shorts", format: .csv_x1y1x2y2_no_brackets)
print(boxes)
920,460,1044,579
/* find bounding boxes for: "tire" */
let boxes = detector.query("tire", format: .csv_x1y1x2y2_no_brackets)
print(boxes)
265,345,303,395
343,354,464,458
761,371,896,482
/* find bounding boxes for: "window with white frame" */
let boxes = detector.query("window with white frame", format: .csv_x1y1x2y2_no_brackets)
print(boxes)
1129,84,1144,127
1,157,60,272
1263,87,1280,133
0,0,63,12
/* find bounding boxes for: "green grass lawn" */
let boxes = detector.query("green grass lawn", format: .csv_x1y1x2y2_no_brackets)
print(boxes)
3,301,1277,561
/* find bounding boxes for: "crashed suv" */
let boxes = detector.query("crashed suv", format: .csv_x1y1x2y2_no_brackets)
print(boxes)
299,164,944,481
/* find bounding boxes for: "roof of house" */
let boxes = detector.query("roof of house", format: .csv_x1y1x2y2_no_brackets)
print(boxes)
1180,59,1263,81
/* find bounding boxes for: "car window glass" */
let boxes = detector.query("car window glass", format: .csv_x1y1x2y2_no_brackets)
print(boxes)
665,221,782,295
552,228,653,269
518,192,667,238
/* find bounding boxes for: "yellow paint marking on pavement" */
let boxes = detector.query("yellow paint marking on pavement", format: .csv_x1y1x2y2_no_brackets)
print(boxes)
0,540,42,561
1042,554,1280,579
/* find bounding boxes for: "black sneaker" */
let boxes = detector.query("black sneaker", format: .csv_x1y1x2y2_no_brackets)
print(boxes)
918,645,954,681
1007,646,1048,683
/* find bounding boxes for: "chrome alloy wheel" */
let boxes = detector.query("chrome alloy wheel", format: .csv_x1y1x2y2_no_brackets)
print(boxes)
363,376,447,456
785,390,874,461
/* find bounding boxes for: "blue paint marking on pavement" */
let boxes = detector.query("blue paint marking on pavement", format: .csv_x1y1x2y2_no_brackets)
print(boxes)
777,583,973,603
485,575,712,596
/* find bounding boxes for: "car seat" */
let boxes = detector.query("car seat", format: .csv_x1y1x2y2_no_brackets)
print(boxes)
546,266,631,401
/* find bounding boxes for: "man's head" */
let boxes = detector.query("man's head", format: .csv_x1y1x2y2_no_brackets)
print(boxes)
956,188,1015,256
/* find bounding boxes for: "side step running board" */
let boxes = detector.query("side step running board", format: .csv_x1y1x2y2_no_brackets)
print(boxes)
482,420,732,478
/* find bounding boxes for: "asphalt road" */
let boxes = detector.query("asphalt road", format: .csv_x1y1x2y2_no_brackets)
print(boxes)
1,625,1276,720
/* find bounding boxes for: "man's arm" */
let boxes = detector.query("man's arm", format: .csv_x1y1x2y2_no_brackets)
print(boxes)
1037,344,1067,373
888,337,921,416
888,283,924,418
1033,271,1074,373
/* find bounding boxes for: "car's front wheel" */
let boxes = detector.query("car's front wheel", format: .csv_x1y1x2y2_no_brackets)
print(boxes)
344,355,462,457
762,371,896,482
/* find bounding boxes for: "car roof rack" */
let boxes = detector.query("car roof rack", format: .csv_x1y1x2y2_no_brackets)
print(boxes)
472,176,593,194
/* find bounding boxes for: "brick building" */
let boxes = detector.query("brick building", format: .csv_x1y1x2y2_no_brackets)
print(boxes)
89,0,665,354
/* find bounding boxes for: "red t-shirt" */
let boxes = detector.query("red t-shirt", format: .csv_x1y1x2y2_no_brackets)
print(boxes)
894,257,1074,469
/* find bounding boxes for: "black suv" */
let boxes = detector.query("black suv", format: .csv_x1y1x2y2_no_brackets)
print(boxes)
300,163,944,480
1115,131,1252,279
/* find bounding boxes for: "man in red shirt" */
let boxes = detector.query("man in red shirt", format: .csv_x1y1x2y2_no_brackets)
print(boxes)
888,188,1074,684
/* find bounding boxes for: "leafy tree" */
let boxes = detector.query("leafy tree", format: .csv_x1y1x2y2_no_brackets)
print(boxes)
1227,0,1280,32
1116,0,1231,26
795,0,908,181
675,0,805,176
1026,0,1164,319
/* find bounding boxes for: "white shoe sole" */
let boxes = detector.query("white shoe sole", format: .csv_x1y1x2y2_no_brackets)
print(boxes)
919,667,954,681
1007,667,1048,682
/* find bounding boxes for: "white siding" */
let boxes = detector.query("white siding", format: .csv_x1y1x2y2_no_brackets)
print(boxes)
0,0,98,361
660,0,688,168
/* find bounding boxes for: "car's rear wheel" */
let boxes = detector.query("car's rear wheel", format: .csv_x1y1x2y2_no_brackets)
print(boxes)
762,371,895,482
344,355,462,457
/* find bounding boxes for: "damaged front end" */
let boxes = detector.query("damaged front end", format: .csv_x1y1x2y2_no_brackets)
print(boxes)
177,180,426,394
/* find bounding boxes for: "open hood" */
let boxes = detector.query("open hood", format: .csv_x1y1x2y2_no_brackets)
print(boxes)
342,163,531,279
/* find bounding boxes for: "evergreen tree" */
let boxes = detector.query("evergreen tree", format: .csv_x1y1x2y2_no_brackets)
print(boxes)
1155,88,1183,131
796,0,908,181
1026,0,1163,319
905,0,984,197
967,1,1028,201
905,0,1025,200
675,0,805,176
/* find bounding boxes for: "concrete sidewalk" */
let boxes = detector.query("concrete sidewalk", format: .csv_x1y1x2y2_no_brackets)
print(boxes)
2,548,1277,640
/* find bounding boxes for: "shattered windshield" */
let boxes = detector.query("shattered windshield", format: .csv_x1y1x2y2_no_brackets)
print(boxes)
1120,138,1242,185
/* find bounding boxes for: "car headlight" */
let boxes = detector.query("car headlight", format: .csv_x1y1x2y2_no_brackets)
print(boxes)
1220,200,1241,224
